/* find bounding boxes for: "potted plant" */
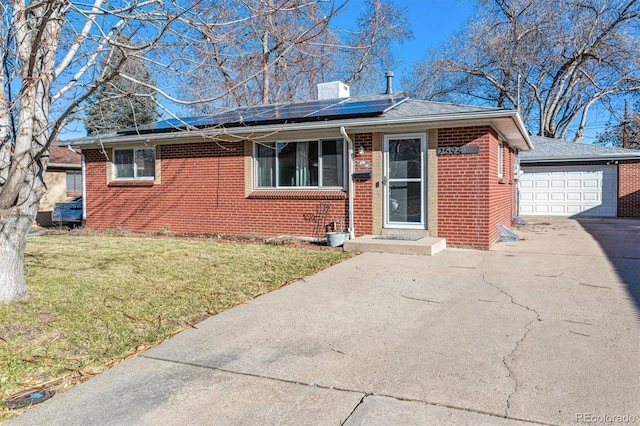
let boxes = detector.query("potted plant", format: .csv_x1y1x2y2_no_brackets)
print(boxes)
326,218,348,247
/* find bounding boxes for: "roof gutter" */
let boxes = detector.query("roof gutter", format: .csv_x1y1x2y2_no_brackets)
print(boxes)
340,126,355,240
521,154,640,163
64,110,532,151
47,162,82,169
505,110,533,150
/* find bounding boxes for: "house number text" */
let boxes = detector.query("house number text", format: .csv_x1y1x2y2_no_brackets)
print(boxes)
436,146,480,155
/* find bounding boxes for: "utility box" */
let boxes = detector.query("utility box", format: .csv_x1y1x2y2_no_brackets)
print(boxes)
317,81,350,100
352,172,371,180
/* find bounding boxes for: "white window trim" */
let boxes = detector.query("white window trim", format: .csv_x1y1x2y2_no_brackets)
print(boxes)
253,139,346,190
498,141,504,178
112,147,156,181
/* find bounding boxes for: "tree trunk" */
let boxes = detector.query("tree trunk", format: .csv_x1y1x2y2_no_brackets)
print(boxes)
0,203,37,302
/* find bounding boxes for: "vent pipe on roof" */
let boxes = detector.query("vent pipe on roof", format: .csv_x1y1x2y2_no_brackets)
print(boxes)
385,71,394,94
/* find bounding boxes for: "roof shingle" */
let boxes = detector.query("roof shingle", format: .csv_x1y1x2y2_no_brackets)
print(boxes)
48,144,81,165
521,135,640,161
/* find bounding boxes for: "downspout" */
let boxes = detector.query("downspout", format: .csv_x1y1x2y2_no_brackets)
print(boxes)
81,153,86,225
340,126,355,239
69,144,86,225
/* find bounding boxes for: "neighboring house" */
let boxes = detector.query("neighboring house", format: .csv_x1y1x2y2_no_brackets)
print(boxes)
519,136,640,218
37,144,82,227
63,80,532,249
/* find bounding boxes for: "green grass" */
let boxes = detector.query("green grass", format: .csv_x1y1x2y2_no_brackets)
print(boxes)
0,235,352,421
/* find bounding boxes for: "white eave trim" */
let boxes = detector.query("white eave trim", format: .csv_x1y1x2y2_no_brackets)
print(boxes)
65,109,532,151
48,162,82,169
521,154,640,163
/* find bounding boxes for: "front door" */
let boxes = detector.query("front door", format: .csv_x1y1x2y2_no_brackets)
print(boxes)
383,133,427,229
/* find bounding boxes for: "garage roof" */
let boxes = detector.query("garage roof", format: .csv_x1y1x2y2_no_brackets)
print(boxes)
521,136,640,163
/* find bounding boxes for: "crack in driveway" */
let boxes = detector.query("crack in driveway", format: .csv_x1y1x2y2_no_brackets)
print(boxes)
340,394,366,426
481,271,542,418
141,353,544,425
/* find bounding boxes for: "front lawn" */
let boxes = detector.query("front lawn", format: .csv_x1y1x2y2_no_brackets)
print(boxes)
0,235,352,421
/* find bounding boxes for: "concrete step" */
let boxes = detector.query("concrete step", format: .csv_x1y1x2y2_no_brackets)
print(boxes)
343,235,446,256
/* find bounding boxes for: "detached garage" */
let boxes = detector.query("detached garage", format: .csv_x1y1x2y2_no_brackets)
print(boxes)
519,136,640,218
520,165,617,217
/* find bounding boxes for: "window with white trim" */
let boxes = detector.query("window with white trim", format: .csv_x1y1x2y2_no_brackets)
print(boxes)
113,148,155,180
497,141,504,178
255,140,345,189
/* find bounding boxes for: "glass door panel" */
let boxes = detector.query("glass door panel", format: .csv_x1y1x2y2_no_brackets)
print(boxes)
384,134,426,229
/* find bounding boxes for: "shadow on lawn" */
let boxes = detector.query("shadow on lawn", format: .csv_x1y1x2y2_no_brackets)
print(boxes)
575,217,640,320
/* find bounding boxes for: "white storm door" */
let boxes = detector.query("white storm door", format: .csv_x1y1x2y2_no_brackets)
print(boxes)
383,133,427,229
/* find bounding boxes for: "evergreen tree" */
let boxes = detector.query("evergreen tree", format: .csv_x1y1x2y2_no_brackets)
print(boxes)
84,44,159,136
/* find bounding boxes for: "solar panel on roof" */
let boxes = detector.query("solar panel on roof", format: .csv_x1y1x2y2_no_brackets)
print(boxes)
269,99,342,121
124,117,201,134
118,96,407,135
315,99,400,117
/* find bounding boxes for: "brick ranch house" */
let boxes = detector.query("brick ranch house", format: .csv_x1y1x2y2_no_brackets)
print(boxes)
64,82,532,250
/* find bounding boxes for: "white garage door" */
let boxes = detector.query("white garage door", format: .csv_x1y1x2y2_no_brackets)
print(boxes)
519,165,617,217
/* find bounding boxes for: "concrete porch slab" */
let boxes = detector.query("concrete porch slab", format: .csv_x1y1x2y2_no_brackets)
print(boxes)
343,235,446,255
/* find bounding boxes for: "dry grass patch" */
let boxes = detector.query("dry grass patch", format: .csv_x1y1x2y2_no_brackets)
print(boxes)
0,235,352,421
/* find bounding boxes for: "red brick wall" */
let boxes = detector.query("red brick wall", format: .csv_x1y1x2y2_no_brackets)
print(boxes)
83,142,348,238
488,141,517,245
437,127,515,249
618,160,640,217
83,128,518,248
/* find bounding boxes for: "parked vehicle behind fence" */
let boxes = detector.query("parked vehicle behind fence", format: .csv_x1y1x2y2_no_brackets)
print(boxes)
51,196,83,226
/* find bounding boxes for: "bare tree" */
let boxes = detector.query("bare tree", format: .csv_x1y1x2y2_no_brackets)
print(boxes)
0,1,180,302
184,0,411,113
0,0,412,303
404,0,640,141
183,0,338,109
340,0,411,95
0,0,245,303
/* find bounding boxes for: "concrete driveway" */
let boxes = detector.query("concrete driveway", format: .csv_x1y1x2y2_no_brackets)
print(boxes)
9,218,640,425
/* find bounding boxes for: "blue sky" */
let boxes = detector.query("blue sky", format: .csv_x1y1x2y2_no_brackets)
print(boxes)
337,0,474,87
396,0,475,77
60,0,475,140
60,0,606,143
337,0,607,143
